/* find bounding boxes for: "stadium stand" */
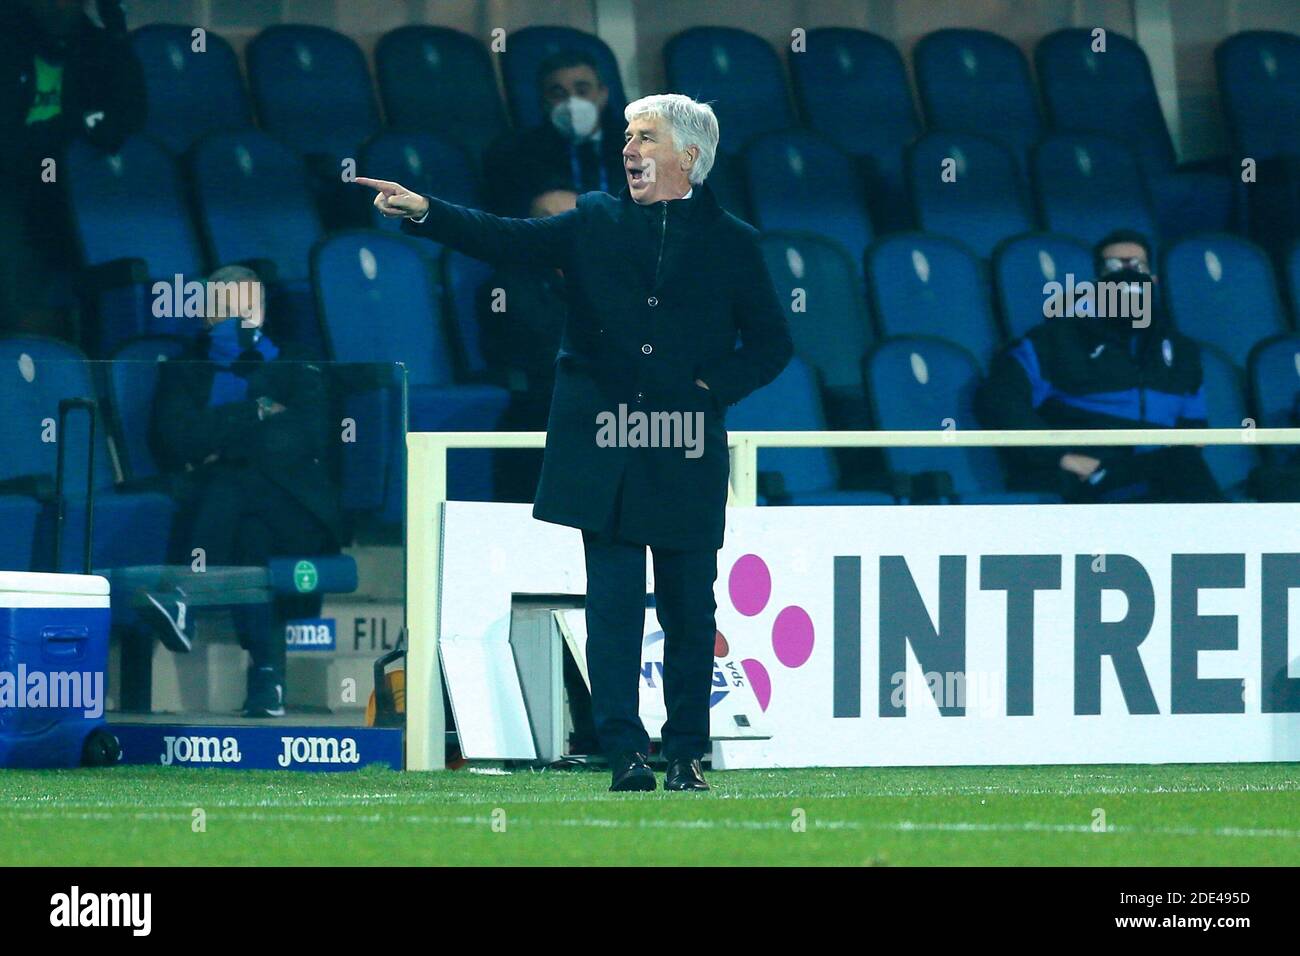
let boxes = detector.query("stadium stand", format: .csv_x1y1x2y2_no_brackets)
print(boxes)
913,29,1042,170
907,131,1034,259
245,25,381,162
788,27,919,233
374,26,509,160
64,135,208,356
1162,234,1289,369
1197,342,1258,499
743,130,874,265
727,358,894,505
131,24,252,155
991,232,1096,341
312,231,510,518
1215,31,1300,250
864,335,1057,504
1035,28,1237,242
0,337,174,572
440,250,496,382
1031,133,1159,248
103,335,188,481
865,233,1002,362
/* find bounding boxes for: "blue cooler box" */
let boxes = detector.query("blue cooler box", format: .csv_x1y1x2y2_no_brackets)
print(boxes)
0,571,112,768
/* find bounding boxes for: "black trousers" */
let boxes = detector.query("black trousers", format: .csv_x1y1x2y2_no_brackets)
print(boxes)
183,465,338,677
581,483,719,762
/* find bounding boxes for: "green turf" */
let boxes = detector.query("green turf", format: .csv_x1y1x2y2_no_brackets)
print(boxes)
1,763,1297,865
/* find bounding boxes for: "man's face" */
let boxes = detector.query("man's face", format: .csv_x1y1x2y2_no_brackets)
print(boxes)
1098,241,1153,280
541,65,608,114
623,115,694,204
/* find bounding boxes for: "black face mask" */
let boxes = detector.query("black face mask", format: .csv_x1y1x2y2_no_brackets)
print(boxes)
1096,267,1158,332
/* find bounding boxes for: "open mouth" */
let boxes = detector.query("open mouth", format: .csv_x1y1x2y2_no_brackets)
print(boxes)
627,166,646,185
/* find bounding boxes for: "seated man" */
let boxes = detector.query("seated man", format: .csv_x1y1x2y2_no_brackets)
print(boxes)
478,189,573,501
482,50,624,216
148,265,344,717
978,229,1224,503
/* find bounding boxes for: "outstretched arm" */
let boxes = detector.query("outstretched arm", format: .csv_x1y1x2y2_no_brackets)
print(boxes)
356,177,578,270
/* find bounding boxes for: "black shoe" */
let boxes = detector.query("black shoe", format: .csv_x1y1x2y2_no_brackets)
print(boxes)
143,587,191,653
243,666,286,718
664,757,710,791
609,752,656,792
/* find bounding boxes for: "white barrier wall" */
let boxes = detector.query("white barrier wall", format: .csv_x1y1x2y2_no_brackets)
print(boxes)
438,501,1300,768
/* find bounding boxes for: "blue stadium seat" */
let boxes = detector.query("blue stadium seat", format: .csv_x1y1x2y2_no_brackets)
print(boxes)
104,336,189,481
0,337,174,572
64,136,208,356
1247,334,1300,468
441,250,495,381
865,234,1002,362
913,29,1042,169
245,25,381,160
788,28,919,232
761,231,881,489
759,232,872,394
374,26,508,159
1216,31,1300,166
742,131,873,264
1036,29,1234,241
1031,133,1158,248
907,132,1034,258
1216,32,1300,250
312,232,509,518
190,130,325,356
359,131,481,233
664,27,794,154
864,336,1056,503
1162,234,1287,368
131,24,252,154
992,232,1095,340
1197,342,1257,499
500,26,628,132
727,358,893,505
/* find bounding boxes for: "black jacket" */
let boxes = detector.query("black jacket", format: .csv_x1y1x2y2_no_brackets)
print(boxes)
150,341,345,544
0,5,145,174
403,184,793,549
482,117,625,216
977,308,1224,502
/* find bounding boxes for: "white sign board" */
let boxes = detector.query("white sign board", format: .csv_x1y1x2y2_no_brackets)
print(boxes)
438,502,1300,768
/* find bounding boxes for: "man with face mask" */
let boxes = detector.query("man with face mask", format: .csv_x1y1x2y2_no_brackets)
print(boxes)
978,229,1224,503
482,51,625,217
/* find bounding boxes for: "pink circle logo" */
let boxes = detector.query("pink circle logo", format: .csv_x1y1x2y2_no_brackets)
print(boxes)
728,553,814,711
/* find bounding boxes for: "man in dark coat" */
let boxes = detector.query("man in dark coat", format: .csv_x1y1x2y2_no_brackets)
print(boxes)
359,93,792,791
150,266,345,717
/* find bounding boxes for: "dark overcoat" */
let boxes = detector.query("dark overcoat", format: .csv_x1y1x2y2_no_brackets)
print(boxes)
403,183,792,550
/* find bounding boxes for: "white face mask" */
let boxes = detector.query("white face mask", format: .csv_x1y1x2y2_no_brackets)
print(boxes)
550,96,600,142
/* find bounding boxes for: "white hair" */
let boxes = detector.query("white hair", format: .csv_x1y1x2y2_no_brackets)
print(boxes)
623,93,719,185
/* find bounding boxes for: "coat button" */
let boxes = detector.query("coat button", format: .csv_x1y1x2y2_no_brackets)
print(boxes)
647,296,658,307
641,343,653,354
636,391,644,403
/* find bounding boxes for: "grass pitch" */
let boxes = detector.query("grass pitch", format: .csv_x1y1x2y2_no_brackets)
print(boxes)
1,763,1297,866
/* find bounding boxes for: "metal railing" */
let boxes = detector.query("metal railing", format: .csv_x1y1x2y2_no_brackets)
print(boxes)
403,426,1300,769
